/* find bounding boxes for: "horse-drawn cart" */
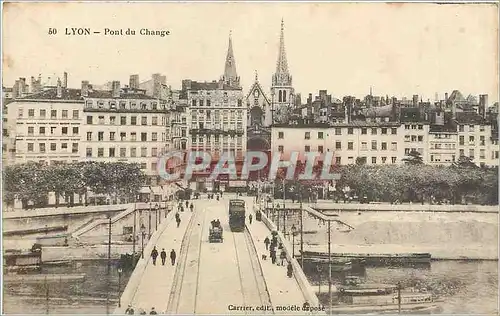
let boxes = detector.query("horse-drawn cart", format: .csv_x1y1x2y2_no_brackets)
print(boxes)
209,220,223,243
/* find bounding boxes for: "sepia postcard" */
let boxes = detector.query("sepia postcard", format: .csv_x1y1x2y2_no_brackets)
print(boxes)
1,1,499,315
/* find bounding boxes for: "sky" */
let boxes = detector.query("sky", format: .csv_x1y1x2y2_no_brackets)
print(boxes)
2,2,499,102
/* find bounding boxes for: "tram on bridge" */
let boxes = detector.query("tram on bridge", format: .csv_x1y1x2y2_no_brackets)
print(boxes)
228,199,246,232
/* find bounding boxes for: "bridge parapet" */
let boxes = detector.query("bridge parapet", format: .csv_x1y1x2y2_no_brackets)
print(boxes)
113,210,176,314
258,212,321,310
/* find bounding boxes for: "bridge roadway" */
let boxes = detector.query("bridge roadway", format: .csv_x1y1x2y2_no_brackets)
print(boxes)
118,196,312,315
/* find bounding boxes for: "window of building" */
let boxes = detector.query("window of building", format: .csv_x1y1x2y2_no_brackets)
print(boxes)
131,133,137,141
237,99,242,107
39,143,46,153
141,147,147,157
278,132,284,139
335,128,342,135
417,135,423,142
109,148,115,157
391,128,397,135
391,142,397,151
371,157,377,164
152,132,158,141
87,116,93,124
50,143,57,151
371,141,377,150
152,162,158,171
348,142,354,150
40,109,46,118
28,109,35,117
120,132,126,141
469,136,475,144
371,128,377,135
480,136,485,146
361,142,367,150
381,128,387,134
62,127,68,135
459,135,464,145
73,127,78,135
318,145,324,153
480,149,485,159
72,143,78,153
335,157,341,165
98,148,104,157
130,147,136,157
27,143,34,152
87,132,92,141
380,142,387,150
141,133,147,142
469,149,474,159
109,116,116,125
110,132,115,141
361,128,367,135
207,100,211,107
318,132,324,139
18,109,23,118
151,147,158,157
275,145,283,153
120,148,126,157
131,116,137,125
459,125,464,132
348,128,353,135
418,125,423,130
50,127,56,134
192,100,197,107
181,129,186,137
98,132,104,141
391,157,396,163
381,157,387,163
72,110,79,119
86,147,92,157
152,102,157,110
141,116,147,125
152,116,158,125
305,145,310,152
469,125,474,132
28,126,34,135
140,163,147,169
62,110,68,119
61,143,68,150
335,141,341,150
305,132,310,140
120,116,127,125
39,126,45,135
51,110,57,118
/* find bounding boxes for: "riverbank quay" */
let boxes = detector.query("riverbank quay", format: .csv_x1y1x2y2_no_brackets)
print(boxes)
268,200,498,213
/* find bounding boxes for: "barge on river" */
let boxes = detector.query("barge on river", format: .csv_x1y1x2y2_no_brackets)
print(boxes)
302,250,431,266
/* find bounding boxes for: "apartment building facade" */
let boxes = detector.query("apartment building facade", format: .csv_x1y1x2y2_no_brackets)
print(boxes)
80,81,167,188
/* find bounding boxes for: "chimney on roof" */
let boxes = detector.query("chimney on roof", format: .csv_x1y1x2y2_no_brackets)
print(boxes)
412,95,418,107
479,94,488,119
129,74,139,89
81,80,89,97
445,93,449,102
435,111,444,126
56,78,62,98
112,81,121,98
307,93,312,105
63,72,68,88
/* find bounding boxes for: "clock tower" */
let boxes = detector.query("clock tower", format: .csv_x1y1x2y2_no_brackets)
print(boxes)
270,19,294,124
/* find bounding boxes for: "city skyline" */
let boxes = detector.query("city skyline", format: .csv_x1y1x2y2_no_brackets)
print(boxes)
3,2,499,102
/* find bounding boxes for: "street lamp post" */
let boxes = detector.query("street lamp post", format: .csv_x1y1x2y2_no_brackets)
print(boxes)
300,184,304,268
117,267,123,307
155,203,160,229
317,265,323,294
148,202,152,238
291,224,297,258
282,178,286,236
107,216,112,275
140,224,146,259
328,219,332,313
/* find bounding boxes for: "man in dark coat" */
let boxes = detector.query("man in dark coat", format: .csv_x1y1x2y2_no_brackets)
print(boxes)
160,248,167,266
287,261,293,278
270,249,277,264
151,246,158,265
190,203,194,212
264,237,270,250
248,214,253,224
170,249,177,265
185,201,189,208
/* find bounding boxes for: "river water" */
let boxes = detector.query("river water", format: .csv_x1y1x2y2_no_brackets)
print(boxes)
307,260,498,315
3,260,497,314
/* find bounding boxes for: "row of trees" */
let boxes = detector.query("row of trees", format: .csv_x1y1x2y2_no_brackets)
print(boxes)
3,162,146,208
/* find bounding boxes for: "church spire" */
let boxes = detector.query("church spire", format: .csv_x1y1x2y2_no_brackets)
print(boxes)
272,19,292,87
223,31,239,87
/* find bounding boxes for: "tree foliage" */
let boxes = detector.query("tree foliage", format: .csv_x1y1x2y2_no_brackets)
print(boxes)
3,162,146,208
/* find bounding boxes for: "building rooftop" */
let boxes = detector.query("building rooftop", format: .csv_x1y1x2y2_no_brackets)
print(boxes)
17,88,157,101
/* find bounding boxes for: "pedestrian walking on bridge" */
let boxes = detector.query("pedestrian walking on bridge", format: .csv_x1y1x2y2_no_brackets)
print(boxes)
249,214,253,224
160,248,167,266
287,261,293,278
190,203,194,212
151,246,159,265
264,237,270,250
170,249,177,265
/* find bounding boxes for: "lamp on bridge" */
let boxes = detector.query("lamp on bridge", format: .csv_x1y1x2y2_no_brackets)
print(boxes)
140,224,146,259
291,224,297,258
155,203,160,228
117,267,123,307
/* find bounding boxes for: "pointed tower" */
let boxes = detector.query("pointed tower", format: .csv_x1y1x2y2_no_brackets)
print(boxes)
270,19,295,124
222,31,240,88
